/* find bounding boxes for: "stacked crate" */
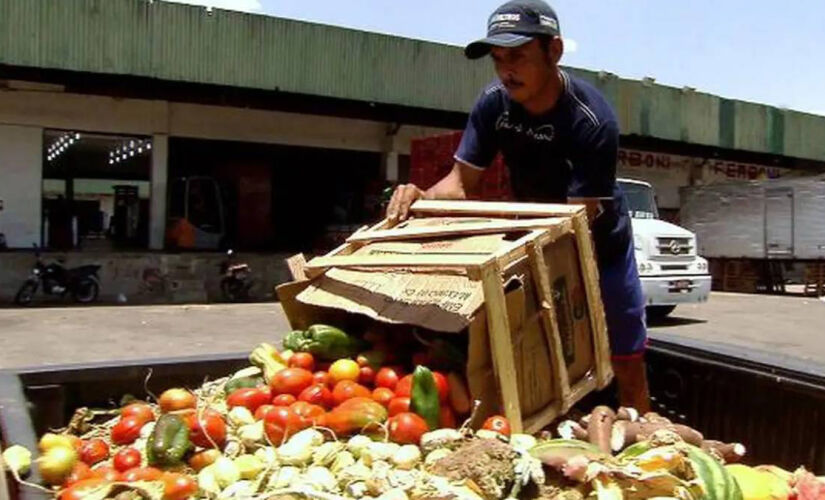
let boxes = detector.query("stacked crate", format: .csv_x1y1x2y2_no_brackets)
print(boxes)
410,131,512,201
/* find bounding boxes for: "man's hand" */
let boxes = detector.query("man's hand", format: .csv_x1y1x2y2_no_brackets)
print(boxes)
386,183,427,223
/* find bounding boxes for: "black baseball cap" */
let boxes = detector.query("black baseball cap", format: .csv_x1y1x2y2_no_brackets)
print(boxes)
465,0,561,59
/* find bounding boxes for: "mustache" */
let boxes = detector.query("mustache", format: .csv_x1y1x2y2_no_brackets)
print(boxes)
502,76,524,87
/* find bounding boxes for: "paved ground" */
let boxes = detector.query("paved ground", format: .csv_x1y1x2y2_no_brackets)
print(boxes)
648,291,825,375
1,292,824,373
0,303,290,370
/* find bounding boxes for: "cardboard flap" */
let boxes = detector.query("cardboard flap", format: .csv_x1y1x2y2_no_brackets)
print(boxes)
296,268,485,332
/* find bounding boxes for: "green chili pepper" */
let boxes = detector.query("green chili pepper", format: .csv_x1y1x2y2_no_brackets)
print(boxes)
147,414,191,466
282,325,366,361
411,365,441,430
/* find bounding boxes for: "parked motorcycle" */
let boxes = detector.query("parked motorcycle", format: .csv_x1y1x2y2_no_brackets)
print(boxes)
219,249,253,302
14,245,101,306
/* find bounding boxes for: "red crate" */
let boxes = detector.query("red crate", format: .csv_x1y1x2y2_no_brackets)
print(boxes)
410,132,512,201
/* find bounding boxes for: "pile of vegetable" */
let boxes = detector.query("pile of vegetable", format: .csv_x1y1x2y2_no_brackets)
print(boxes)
3,324,825,500
0,324,507,500
538,405,825,500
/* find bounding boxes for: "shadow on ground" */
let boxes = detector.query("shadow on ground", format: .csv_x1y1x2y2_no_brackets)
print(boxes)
647,315,708,328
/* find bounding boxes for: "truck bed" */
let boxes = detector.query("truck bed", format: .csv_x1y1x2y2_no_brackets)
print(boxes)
3,341,825,499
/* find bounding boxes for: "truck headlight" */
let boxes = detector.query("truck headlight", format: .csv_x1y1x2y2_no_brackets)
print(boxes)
637,262,654,274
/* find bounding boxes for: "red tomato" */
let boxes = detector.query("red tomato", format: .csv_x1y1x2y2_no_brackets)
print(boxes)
270,368,314,396
263,406,308,444
227,387,271,413
63,462,93,487
395,375,414,397
387,397,411,417
432,372,449,403
122,467,164,482
158,388,196,413
439,406,457,428
120,402,155,425
162,472,198,500
272,394,297,407
375,367,402,391
254,404,277,421
59,478,109,500
113,447,142,472
332,380,371,406
79,438,109,465
298,384,334,409
358,366,376,386
289,401,325,423
111,416,143,445
92,466,121,482
188,449,220,472
388,412,429,445
184,409,227,448
313,371,331,387
372,387,395,407
481,415,511,437
289,352,316,372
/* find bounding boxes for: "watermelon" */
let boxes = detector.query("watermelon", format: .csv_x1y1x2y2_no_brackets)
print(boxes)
619,441,742,500
684,445,743,500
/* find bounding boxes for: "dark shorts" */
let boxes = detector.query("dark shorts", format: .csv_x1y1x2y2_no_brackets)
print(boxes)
598,240,647,357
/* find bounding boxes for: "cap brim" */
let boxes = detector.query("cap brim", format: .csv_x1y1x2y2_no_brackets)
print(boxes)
464,33,535,59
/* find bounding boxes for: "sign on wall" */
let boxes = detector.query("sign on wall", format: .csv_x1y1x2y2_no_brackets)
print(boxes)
617,148,792,209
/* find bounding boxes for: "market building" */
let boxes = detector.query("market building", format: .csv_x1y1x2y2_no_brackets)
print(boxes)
1,0,824,303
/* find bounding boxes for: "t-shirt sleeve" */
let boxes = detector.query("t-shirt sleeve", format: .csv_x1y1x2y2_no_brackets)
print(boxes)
568,120,619,198
454,93,499,170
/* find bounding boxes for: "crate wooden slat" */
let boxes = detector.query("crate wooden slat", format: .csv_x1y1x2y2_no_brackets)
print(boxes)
296,200,613,433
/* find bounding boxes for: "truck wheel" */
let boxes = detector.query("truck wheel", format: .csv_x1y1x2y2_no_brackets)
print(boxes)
646,305,676,321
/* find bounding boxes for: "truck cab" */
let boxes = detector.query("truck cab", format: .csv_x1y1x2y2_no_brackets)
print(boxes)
619,179,712,319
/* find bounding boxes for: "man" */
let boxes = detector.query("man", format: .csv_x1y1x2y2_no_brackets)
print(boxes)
387,0,650,411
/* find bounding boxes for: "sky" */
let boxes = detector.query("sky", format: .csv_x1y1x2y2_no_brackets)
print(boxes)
164,0,825,117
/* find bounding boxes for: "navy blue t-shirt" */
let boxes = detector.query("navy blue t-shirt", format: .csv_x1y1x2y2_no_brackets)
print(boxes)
455,71,631,267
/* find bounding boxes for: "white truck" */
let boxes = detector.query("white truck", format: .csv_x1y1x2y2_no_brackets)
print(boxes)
618,179,712,319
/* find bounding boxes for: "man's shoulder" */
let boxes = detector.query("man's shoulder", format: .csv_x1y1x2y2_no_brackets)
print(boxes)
563,71,618,133
473,80,509,112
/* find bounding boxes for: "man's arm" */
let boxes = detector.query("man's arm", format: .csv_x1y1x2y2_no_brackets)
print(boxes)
386,161,484,223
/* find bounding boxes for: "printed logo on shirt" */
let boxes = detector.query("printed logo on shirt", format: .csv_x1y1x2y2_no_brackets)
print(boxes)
495,111,555,143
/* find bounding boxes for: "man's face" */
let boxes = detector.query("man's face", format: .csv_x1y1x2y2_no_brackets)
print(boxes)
490,38,560,104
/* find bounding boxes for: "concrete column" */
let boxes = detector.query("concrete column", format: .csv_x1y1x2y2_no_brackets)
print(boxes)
0,125,43,248
382,124,402,183
384,151,400,183
149,134,169,250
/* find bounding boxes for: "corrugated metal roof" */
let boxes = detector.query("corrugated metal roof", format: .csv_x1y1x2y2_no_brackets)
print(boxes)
1,0,824,162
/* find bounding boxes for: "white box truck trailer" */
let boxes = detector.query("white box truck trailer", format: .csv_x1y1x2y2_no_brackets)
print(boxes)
680,176,825,260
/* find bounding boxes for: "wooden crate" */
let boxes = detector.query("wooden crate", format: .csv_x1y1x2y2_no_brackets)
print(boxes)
278,200,612,434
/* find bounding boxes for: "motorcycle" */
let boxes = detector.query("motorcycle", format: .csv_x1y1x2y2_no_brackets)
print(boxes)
14,245,101,306
219,249,253,302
